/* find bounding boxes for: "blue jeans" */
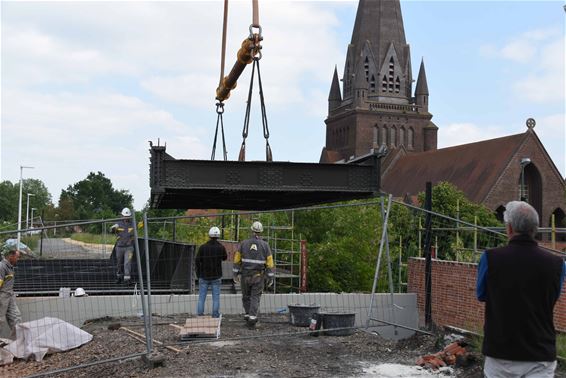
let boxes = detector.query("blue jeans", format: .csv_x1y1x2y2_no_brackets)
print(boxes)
197,278,222,318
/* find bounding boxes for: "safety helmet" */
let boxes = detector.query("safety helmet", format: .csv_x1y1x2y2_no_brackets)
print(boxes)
251,221,263,233
121,207,132,217
209,226,221,238
74,288,87,297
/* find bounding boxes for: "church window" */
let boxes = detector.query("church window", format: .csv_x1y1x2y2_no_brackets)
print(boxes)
373,126,378,146
399,127,405,146
390,127,396,147
382,126,388,145
388,57,395,93
370,75,376,92
382,75,387,92
364,56,369,81
395,77,400,93
408,127,414,149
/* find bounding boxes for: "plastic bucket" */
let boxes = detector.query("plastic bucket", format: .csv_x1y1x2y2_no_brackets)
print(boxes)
288,304,320,327
321,312,356,336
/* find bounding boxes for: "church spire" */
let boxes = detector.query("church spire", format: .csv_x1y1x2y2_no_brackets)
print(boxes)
344,0,411,103
415,58,429,111
328,65,342,113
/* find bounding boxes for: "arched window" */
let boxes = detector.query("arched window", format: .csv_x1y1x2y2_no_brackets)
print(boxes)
407,127,414,149
399,127,405,146
390,127,396,147
518,163,543,226
551,208,566,241
382,75,387,92
364,56,369,81
395,77,401,93
495,205,505,223
373,125,379,146
370,75,376,92
382,126,388,146
388,57,395,93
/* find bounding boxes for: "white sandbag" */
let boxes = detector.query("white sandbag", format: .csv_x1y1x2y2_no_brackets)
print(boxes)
4,317,92,361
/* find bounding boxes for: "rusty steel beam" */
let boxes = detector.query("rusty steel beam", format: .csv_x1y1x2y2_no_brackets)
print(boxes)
149,145,381,210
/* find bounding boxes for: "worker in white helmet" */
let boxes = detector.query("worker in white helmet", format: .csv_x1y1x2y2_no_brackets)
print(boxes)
195,226,227,318
233,221,275,328
110,207,134,284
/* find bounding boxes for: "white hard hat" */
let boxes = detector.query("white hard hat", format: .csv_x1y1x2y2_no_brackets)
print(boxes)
74,288,87,297
209,226,221,238
121,207,132,217
251,221,263,233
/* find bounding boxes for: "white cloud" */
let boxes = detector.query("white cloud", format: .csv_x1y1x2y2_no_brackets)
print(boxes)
479,28,564,104
438,122,508,148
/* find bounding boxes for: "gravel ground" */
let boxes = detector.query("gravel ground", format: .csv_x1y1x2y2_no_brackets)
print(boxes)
0,313,499,378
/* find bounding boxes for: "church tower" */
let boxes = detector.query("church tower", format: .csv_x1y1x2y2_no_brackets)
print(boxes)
321,0,436,163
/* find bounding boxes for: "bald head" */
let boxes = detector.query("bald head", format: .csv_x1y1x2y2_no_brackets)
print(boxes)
503,201,539,238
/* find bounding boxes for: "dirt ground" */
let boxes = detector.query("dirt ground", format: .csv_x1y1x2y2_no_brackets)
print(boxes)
1,314,563,378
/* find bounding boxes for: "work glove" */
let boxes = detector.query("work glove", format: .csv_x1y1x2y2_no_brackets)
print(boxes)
233,274,241,284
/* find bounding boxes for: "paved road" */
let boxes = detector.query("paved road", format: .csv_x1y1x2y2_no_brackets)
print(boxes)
32,237,113,259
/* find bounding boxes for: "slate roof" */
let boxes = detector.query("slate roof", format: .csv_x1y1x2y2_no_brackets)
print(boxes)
381,132,527,202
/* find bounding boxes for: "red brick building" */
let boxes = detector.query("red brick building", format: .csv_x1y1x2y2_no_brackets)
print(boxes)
320,0,566,227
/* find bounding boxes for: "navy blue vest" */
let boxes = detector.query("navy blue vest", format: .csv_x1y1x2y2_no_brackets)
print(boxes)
483,234,563,361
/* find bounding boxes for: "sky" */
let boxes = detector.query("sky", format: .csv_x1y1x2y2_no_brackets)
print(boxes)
1,0,564,210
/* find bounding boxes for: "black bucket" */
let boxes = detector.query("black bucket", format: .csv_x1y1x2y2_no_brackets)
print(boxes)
288,304,320,327
321,312,356,336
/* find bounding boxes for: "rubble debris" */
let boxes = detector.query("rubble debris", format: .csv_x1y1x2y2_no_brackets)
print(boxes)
416,341,468,370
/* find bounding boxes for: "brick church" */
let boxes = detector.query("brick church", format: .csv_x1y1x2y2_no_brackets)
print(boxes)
319,0,566,229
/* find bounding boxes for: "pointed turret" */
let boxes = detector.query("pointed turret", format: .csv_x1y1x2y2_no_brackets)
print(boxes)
415,58,429,112
328,66,342,114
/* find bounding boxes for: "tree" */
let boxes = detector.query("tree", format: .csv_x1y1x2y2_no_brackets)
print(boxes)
0,179,53,225
59,172,133,220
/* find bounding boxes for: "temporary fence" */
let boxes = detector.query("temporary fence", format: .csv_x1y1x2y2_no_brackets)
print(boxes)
0,198,564,376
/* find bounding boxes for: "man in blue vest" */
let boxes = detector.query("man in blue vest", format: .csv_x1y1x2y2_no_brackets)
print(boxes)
477,201,565,377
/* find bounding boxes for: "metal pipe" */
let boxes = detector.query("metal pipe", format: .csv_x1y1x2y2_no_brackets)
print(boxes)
368,317,434,336
216,38,256,102
366,194,392,327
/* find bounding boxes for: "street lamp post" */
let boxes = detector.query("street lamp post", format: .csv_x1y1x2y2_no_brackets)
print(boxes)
30,208,37,229
520,158,531,202
17,165,34,246
26,193,35,230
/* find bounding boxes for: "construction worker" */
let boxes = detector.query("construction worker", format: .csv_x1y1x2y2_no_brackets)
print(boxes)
110,207,135,284
233,221,274,328
196,227,227,318
0,245,22,338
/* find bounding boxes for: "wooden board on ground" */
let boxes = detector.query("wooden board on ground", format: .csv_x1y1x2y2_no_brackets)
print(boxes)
170,316,222,340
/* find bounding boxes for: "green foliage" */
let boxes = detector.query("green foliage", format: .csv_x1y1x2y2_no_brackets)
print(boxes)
558,333,566,360
0,179,53,225
417,182,504,260
59,172,133,220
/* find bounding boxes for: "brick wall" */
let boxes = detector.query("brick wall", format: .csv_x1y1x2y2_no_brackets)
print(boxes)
407,257,566,332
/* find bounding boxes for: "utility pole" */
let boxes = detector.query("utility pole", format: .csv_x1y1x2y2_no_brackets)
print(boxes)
17,165,34,246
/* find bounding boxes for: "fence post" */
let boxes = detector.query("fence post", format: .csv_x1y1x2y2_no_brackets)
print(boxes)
131,211,152,354
423,182,433,329
172,218,177,242
143,212,153,350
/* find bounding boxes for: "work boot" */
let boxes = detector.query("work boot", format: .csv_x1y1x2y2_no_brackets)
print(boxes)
243,314,250,321
247,316,257,329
